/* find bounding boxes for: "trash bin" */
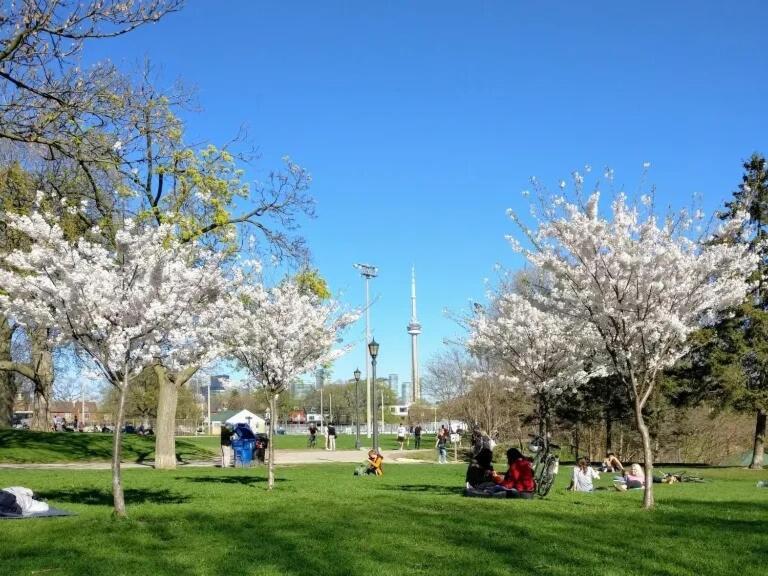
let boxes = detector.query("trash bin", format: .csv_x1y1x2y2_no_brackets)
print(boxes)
232,423,257,467
232,438,255,467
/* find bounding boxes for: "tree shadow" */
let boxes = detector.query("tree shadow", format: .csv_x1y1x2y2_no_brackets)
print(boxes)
181,475,286,486
39,487,190,506
376,483,465,496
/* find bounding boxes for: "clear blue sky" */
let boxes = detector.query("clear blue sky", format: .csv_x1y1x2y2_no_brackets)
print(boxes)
86,1,767,391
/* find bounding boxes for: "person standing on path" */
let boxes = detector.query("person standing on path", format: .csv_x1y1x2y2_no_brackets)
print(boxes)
327,422,337,451
397,423,407,450
436,430,448,464
220,424,233,468
414,425,422,449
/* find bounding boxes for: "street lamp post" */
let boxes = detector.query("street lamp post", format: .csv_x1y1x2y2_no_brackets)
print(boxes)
354,263,378,438
368,339,380,452
353,368,361,450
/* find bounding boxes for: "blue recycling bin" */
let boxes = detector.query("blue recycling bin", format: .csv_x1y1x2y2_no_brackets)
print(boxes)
232,438,255,467
231,423,257,467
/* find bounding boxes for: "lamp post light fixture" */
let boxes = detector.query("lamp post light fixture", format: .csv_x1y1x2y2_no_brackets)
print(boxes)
368,338,380,452
354,263,378,438
353,368,362,449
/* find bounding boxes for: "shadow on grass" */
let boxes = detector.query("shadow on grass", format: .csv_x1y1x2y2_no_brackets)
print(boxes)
181,475,285,486
39,487,190,506
0,429,215,464
375,483,465,496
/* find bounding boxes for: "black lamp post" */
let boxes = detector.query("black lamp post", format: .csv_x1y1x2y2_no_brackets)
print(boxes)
353,368,361,450
368,339,380,452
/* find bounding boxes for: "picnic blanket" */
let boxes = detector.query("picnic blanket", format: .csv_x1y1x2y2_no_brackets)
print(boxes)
0,506,75,520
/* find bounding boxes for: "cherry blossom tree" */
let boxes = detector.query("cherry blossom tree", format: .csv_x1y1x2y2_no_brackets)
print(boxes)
468,291,595,439
0,210,229,516
520,191,757,508
225,280,357,490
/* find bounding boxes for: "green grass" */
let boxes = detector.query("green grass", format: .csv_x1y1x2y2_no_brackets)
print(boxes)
182,432,438,453
0,464,766,575
0,429,215,464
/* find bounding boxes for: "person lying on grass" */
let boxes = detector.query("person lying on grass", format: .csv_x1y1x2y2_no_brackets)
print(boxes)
473,448,535,499
568,457,600,492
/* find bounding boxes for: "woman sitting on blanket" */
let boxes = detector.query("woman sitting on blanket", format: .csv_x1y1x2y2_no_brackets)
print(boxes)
479,448,535,499
615,463,645,490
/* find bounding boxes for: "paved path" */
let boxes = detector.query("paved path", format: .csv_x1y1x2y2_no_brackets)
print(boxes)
0,449,441,470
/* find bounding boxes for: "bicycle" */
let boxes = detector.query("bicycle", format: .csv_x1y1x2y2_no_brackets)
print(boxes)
658,471,706,484
528,434,560,497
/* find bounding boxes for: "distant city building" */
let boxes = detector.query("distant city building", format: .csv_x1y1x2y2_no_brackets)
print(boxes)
401,382,410,405
210,375,229,392
202,374,229,400
390,405,409,417
315,368,329,389
388,373,399,394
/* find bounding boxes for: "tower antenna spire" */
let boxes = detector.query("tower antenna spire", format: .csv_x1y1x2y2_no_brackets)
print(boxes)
407,265,422,403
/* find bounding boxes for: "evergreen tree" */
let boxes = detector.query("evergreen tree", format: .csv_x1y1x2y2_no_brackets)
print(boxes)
708,153,768,468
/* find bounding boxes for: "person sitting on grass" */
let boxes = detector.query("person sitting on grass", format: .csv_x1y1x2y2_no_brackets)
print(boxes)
465,428,495,489
568,457,600,492
615,463,645,490
481,448,535,499
601,452,624,473
359,449,383,476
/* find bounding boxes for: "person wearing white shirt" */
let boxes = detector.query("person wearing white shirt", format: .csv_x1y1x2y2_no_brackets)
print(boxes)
396,424,407,450
568,458,600,492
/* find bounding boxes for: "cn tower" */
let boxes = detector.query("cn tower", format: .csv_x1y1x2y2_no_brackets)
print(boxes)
407,267,422,403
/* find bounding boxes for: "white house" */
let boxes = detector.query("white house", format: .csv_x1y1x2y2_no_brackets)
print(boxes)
210,409,266,433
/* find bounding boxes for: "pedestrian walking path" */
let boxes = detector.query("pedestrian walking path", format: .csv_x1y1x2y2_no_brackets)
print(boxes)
0,449,436,470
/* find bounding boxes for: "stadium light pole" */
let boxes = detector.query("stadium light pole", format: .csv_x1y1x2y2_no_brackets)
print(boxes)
353,368,361,449
354,263,377,438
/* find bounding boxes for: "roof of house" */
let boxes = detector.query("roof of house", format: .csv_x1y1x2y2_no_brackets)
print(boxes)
211,410,240,422
211,409,265,423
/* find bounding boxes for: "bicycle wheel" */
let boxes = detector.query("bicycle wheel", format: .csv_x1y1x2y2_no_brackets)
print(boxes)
536,456,558,497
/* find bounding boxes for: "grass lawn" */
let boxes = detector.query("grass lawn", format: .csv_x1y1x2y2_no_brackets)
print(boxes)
0,430,441,464
182,433,438,453
0,429,215,464
1,464,766,576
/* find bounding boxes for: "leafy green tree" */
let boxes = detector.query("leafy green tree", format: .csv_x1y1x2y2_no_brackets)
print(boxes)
672,154,768,468
712,154,768,468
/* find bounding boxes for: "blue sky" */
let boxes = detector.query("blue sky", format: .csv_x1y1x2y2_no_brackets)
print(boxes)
85,1,767,391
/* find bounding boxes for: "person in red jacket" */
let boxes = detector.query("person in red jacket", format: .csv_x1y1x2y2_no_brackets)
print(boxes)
486,447,535,499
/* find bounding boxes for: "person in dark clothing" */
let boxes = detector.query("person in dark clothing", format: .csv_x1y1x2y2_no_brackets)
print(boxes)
414,425,422,449
465,428,495,488
220,424,234,468
308,423,318,448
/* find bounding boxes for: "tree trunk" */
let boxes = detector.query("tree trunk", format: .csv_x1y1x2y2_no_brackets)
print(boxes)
749,409,766,469
112,376,129,518
605,413,613,454
573,425,580,460
154,365,178,470
29,327,53,431
154,365,198,470
268,393,277,490
0,319,15,428
633,394,655,509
